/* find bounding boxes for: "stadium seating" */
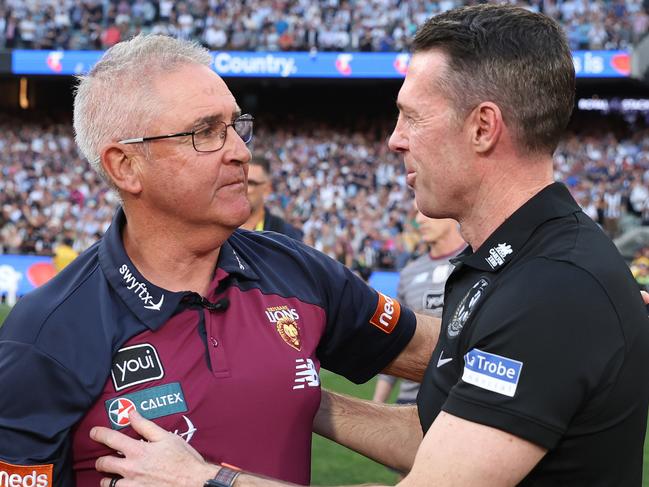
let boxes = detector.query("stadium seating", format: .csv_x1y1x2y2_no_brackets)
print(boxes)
1,115,648,288
0,0,646,52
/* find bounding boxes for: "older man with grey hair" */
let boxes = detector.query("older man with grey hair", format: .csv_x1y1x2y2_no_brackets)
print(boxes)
0,34,438,487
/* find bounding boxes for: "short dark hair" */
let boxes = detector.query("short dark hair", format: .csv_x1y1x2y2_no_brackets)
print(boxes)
250,153,271,175
412,4,575,155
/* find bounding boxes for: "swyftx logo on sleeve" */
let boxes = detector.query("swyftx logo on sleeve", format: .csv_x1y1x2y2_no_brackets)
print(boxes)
462,348,523,397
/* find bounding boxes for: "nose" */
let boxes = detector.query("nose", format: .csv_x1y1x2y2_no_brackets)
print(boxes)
388,115,408,153
223,127,251,165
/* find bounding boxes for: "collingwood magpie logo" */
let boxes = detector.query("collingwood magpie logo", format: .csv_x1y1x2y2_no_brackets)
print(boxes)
119,264,165,311
447,277,489,338
485,243,513,269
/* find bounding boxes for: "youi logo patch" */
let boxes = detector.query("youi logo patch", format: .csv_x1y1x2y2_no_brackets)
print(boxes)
119,264,165,311
462,348,523,397
111,343,164,391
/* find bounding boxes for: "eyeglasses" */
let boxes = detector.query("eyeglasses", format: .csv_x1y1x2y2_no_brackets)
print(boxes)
118,114,254,153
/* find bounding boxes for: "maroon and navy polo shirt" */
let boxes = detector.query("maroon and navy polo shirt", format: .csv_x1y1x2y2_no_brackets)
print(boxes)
0,208,416,487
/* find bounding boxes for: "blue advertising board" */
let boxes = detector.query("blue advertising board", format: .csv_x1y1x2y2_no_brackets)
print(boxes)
0,252,399,301
369,270,399,298
12,49,631,79
0,254,56,297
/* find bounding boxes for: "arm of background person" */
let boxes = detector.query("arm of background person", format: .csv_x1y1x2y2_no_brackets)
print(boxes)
372,374,396,403
381,313,439,382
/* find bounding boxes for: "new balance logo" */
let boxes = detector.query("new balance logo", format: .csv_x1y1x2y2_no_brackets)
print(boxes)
293,358,320,389
119,264,165,311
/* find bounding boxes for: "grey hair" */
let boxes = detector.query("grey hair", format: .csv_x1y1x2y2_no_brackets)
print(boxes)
73,34,213,183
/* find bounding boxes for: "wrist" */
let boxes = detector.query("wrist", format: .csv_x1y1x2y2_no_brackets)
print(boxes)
204,463,242,487
195,463,220,487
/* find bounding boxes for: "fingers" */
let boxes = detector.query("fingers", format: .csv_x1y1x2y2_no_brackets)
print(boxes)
90,426,138,455
127,408,172,442
100,477,136,487
95,454,125,476
641,290,649,305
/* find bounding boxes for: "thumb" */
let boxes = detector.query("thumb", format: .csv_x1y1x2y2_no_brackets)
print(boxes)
641,290,649,306
128,408,170,442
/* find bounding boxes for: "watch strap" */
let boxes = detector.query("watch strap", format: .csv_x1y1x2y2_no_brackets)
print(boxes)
204,464,241,487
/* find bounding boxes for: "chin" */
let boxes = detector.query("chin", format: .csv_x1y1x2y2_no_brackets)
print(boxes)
222,201,252,229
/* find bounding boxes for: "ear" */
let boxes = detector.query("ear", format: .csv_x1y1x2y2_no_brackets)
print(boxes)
100,144,144,195
467,102,503,155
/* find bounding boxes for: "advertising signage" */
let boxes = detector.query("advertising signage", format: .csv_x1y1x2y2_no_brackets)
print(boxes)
12,49,631,79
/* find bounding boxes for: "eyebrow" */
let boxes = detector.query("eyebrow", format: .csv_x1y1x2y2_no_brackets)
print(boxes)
188,107,243,130
396,100,416,116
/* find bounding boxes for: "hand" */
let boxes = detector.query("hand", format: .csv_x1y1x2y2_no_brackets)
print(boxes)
642,290,649,307
91,409,218,487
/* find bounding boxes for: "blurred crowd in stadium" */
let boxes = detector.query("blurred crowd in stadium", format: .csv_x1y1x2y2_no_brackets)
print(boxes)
1,114,648,291
0,0,647,52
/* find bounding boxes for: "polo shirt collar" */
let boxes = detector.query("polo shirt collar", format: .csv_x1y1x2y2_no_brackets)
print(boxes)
452,182,581,272
216,236,259,282
98,208,189,330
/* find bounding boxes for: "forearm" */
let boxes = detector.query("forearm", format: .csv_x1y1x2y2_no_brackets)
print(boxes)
313,390,422,472
382,313,439,382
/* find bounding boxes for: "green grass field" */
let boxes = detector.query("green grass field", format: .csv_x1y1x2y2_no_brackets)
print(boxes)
311,371,399,486
0,306,647,485
0,304,10,326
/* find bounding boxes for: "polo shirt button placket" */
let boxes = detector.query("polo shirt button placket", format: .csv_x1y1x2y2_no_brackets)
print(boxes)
205,310,230,378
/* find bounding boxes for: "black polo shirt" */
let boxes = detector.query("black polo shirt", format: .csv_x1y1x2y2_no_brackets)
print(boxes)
417,183,649,486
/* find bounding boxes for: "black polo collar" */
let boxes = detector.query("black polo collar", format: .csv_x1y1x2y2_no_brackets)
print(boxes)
99,208,259,330
451,182,581,272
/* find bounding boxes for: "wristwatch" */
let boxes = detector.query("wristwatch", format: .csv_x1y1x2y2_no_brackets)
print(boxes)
204,465,241,487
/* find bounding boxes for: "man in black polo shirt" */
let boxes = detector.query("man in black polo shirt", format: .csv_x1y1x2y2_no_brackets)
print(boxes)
90,5,649,487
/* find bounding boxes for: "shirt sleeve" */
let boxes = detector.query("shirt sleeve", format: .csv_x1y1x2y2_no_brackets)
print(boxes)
295,243,416,383
442,259,625,449
0,315,92,487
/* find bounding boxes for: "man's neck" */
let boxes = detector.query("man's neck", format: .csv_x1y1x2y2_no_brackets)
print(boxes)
458,159,554,251
121,208,231,296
